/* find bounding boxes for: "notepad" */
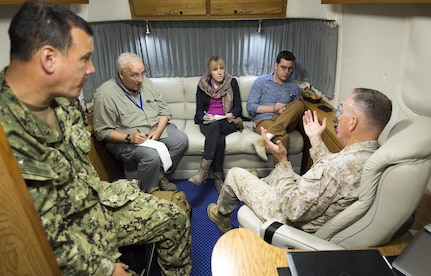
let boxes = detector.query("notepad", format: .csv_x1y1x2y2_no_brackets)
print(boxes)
287,249,393,276
137,139,172,172
203,114,228,124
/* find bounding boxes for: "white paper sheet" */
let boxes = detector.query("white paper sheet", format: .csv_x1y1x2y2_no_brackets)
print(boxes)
203,114,228,124
137,139,172,172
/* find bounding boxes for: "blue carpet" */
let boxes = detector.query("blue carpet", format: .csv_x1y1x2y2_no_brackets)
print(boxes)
175,179,242,276
129,179,243,276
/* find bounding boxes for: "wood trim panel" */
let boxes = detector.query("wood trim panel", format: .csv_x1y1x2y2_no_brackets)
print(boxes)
86,115,123,182
0,124,61,275
322,0,431,4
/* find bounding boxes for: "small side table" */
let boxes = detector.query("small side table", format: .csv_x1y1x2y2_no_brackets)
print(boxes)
300,98,343,174
211,228,288,276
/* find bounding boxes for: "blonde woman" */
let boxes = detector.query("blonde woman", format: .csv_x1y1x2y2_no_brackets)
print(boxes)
188,56,243,192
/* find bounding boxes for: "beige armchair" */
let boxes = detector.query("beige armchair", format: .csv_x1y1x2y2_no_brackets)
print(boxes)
238,116,431,250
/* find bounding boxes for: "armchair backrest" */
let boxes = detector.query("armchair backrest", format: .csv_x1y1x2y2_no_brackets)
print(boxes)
315,116,431,248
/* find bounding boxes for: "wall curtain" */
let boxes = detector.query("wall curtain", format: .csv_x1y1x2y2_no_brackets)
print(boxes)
83,18,338,101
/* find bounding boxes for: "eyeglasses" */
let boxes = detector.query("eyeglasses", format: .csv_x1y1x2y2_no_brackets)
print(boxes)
279,65,294,73
333,102,343,125
121,70,146,80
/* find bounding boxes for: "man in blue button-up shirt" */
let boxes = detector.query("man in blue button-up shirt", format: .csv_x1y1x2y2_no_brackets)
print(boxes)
246,50,304,161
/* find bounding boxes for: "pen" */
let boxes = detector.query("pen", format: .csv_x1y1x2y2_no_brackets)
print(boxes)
137,129,141,133
204,111,208,115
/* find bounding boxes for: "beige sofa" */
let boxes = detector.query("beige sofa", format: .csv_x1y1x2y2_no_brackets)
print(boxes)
130,75,304,180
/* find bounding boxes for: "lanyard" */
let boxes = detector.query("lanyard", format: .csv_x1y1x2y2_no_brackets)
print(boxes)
117,82,143,110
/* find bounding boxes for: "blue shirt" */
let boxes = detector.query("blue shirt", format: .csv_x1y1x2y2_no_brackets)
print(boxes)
246,73,300,121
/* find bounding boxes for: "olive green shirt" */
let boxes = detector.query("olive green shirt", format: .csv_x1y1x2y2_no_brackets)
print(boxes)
93,76,172,141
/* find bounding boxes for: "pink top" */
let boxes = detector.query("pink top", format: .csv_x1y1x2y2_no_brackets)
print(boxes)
207,97,224,115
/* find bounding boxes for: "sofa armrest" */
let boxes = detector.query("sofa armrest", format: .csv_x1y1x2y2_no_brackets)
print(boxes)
259,219,344,251
237,204,266,234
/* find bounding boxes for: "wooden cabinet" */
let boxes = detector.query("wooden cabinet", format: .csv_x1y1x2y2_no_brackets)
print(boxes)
0,0,88,4
210,0,286,17
129,0,287,20
129,0,207,19
300,98,343,174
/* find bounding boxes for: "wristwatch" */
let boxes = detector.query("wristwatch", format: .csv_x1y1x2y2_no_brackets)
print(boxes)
125,134,131,144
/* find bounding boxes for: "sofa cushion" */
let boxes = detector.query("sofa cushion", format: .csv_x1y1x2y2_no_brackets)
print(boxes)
236,75,259,119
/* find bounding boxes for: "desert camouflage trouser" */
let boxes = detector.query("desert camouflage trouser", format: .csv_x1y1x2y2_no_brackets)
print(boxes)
217,166,286,224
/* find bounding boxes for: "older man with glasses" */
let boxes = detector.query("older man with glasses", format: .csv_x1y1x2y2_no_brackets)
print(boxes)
93,52,188,192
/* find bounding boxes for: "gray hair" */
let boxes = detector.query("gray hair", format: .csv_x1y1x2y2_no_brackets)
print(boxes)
116,52,142,71
352,88,392,133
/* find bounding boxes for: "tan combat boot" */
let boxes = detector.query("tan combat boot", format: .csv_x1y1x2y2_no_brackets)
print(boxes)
188,158,212,185
207,203,232,233
159,176,178,191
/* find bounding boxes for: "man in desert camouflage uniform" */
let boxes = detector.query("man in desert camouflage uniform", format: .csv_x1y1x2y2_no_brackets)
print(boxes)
208,88,392,233
0,2,191,275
